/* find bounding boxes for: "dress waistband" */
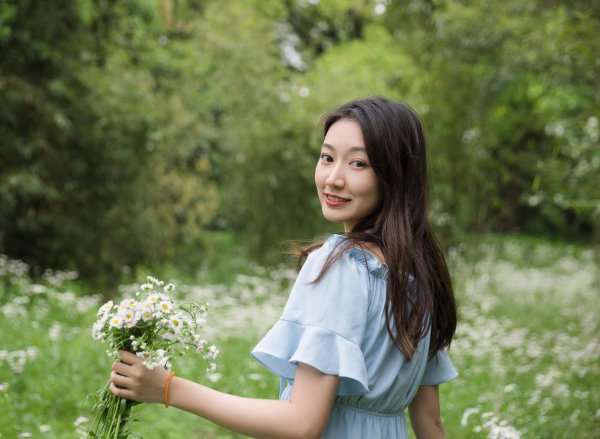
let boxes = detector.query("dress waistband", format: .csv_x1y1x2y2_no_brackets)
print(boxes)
333,401,405,418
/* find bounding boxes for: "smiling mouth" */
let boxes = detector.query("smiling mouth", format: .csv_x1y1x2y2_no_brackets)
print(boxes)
325,194,351,205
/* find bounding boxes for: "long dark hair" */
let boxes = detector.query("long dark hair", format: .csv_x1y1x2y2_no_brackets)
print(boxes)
300,97,457,360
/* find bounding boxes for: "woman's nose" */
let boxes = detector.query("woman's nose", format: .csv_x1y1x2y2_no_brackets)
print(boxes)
325,165,345,189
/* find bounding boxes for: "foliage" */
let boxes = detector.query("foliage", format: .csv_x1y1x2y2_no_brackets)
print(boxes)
0,0,218,283
0,0,598,278
383,0,600,236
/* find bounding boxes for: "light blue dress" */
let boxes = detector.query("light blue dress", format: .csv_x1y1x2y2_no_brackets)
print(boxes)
252,234,458,438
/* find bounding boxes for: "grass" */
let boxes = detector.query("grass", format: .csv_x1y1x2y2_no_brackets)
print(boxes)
0,235,598,438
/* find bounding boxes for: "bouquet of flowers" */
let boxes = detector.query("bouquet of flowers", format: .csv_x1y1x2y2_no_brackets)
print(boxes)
87,276,217,438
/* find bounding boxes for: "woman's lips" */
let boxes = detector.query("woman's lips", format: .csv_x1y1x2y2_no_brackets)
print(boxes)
324,193,351,206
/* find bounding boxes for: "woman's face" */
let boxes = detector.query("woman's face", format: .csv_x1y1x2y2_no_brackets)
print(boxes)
315,118,381,232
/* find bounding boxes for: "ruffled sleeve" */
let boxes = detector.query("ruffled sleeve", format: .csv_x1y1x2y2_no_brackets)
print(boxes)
420,350,458,385
251,238,370,395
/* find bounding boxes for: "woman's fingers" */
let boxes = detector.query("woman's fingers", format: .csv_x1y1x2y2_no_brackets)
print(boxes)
112,360,135,377
112,351,142,377
110,380,135,400
111,370,134,389
117,350,140,365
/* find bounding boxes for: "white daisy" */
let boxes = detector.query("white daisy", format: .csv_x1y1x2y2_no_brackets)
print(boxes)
136,351,151,361
147,276,164,287
109,316,123,329
122,310,140,328
92,321,105,340
138,304,153,321
97,300,114,316
119,298,137,310
159,300,172,313
168,315,183,333
207,345,220,359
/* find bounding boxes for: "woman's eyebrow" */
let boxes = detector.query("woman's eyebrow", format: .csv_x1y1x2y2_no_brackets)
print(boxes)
321,143,367,153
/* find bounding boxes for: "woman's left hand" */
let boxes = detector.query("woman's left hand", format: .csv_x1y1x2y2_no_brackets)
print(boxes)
109,350,170,404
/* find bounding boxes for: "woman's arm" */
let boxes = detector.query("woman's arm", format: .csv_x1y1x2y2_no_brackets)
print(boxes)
110,350,339,439
408,385,446,439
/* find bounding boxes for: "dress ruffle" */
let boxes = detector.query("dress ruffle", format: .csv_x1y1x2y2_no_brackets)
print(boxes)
325,234,388,278
251,318,369,395
420,350,459,385
346,246,388,278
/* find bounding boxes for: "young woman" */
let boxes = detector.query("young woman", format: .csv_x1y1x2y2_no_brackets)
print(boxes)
110,97,458,439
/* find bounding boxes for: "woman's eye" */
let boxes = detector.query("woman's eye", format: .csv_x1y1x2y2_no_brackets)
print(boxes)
350,160,368,168
320,153,333,162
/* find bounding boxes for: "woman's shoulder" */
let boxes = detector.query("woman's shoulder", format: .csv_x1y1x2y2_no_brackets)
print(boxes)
310,234,388,278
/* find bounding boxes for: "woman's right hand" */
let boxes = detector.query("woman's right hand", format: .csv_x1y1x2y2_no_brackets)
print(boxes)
109,350,170,404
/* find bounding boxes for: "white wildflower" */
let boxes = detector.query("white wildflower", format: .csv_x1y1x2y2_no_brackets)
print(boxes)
158,300,172,313
207,345,219,359
92,321,105,340
196,339,208,352
119,298,137,310
109,316,123,329
136,351,151,361
138,303,153,321
73,416,88,427
461,407,479,426
49,322,63,341
98,301,114,316
207,372,221,383
121,309,140,328
168,315,183,333
147,276,164,287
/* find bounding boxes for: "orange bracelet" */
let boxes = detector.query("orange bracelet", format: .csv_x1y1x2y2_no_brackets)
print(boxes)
163,371,176,408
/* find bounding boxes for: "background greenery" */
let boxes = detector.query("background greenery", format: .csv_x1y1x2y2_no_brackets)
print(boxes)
1,0,598,283
0,0,599,437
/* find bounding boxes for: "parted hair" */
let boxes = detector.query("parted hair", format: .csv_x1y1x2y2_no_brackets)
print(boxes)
299,97,457,360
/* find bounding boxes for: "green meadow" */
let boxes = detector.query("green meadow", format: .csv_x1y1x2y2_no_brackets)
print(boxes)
1,235,598,438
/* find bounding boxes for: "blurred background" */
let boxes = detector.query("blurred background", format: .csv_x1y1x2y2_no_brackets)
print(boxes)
1,0,598,284
1,1,599,437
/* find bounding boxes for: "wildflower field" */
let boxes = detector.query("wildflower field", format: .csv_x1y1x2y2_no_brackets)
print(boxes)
1,235,598,438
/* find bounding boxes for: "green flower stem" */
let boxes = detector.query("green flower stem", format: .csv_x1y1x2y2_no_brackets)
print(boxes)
87,380,136,439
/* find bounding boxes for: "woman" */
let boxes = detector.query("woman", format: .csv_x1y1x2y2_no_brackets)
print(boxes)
110,97,458,438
